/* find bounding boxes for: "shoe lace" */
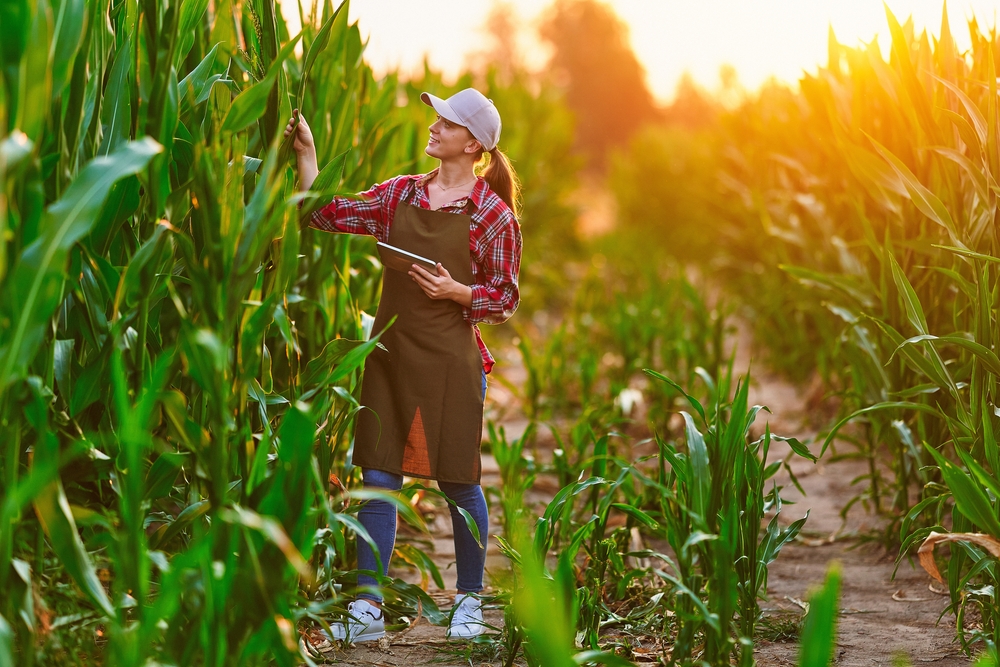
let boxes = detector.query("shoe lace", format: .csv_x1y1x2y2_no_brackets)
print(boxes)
348,601,382,624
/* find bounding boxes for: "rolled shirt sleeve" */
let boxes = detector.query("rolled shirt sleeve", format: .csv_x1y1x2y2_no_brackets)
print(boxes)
307,177,407,242
466,212,521,325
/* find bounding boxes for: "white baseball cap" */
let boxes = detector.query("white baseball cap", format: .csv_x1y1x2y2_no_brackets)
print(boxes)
420,88,502,151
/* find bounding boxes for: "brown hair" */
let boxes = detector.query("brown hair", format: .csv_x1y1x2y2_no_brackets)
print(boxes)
477,147,521,218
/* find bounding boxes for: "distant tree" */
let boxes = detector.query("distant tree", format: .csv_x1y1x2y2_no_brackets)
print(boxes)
539,0,660,166
662,73,719,129
466,1,524,85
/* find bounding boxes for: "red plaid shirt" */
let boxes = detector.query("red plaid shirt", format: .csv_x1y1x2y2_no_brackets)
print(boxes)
308,169,521,373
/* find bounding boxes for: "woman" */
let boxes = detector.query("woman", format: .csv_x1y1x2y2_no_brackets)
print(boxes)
285,88,521,642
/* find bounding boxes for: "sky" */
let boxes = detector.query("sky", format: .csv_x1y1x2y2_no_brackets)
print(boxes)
284,1,999,102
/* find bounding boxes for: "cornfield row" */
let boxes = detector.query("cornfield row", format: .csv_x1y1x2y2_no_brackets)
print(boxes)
713,6,1000,654
0,0,442,662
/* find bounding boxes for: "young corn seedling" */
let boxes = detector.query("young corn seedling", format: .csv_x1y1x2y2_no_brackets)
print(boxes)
644,365,813,666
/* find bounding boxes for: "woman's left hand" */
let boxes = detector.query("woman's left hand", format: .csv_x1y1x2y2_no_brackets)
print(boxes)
409,264,473,307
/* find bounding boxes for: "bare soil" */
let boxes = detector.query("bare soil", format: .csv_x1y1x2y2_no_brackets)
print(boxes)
310,330,971,666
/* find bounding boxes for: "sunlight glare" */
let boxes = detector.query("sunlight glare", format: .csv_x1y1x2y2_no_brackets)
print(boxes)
281,0,998,101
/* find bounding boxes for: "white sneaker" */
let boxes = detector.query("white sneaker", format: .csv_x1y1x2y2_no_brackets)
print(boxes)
446,593,485,639
325,599,385,643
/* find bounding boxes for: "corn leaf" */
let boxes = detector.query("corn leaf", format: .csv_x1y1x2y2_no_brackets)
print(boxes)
867,133,958,238
221,33,301,134
0,138,162,391
924,444,1000,537
798,564,841,667
33,478,115,617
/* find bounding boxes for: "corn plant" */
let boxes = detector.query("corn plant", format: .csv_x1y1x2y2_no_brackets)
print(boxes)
641,365,812,666
907,436,1000,653
501,249,726,460
717,5,999,513
484,420,539,542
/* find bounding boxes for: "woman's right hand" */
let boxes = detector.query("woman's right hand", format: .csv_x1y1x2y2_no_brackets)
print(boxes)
284,109,315,156
286,109,319,191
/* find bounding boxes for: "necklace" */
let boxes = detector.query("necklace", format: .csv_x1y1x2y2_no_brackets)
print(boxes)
433,176,477,191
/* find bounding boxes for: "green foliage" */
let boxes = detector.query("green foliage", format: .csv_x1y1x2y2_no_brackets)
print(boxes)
487,360,810,666
608,125,726,264
675,4,1000,656
0,0,427,662
644,366,811,666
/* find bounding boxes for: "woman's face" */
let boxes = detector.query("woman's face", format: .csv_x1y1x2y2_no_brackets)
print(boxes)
425,115,480,160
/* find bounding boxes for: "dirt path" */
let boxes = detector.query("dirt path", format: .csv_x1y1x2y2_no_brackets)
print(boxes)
310,328,971,666
737,333,968,667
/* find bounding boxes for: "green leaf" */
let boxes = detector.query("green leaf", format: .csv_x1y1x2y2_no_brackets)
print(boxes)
221,33,301,133
681,411,710,523
119,221,173,308
933,244,1000,265
883,6,941,144
887,253,928,335
866,133,957,238
149,499,209,549
179,43,224,108
868,316,957,394
33,478,115,617
939,108,983,159
98,34,133,156
930,146,989,201
925,444,1000,538
611,502,658,530
821,401,943,455
69,341,110,417
144,453,187,500
0,131,33,172
15,0,52,142
0,612,13,666
301,337,366,387
572,650,643,667
175,0,209,65
0,138,162,391
297,0,348,105
644,368,706,423
773,435,817,463
393,544,445,589
798,563,841,667
933,75,988,149
296,149,351,217
50,0,85,95
896,333,1000,378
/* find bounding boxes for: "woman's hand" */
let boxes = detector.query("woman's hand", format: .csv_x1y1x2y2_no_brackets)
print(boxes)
285,109,318,191
409,264,473,307
284,109,315,156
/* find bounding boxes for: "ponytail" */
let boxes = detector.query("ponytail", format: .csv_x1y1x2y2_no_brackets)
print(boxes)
477,147,521,218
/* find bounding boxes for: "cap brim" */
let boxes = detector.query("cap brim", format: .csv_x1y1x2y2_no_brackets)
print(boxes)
420,92,465,126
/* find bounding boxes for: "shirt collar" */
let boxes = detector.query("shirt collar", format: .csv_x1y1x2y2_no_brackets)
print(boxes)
416,168,487,211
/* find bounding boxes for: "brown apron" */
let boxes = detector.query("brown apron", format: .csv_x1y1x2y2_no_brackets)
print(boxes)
352,202,484,484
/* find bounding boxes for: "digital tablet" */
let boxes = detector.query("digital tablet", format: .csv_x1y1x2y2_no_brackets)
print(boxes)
376,242,439,276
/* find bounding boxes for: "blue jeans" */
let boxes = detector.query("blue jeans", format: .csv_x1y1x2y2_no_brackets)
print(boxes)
355,372,488,602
